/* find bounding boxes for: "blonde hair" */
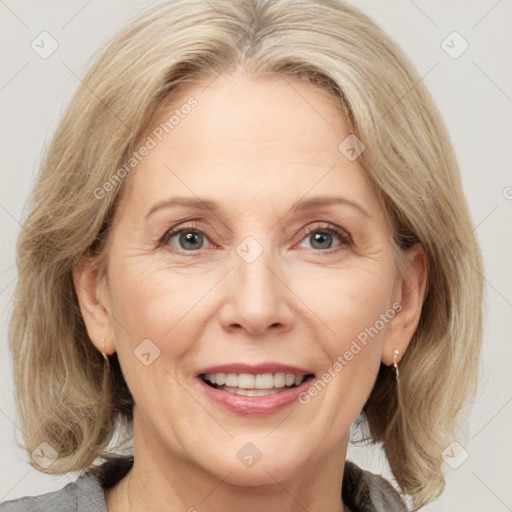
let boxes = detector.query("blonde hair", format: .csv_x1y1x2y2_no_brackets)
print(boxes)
10,0,483,507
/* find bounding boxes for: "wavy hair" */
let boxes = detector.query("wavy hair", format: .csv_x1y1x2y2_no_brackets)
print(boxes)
9,0,483,507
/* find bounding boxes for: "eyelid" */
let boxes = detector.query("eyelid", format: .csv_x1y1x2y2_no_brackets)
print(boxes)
295,221,352,249
159,220,218,249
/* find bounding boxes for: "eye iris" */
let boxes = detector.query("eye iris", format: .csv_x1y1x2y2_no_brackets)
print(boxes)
180,231,203,250
311,231,333,249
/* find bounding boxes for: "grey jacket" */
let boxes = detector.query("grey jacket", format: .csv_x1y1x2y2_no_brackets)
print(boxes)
0,459,408,511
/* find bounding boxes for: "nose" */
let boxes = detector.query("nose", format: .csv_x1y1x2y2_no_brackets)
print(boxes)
218,247,295,337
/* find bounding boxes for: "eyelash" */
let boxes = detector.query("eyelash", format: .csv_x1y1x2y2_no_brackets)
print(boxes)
295,222,352,253
159,220,352,255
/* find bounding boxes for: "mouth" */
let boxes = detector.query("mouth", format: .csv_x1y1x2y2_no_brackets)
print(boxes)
195,364,315,416
199,372,315,396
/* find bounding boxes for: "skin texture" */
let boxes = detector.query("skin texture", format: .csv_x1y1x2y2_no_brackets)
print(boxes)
74,69,427,512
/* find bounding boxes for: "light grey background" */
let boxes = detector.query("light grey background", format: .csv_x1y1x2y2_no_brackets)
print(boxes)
1,0,511,510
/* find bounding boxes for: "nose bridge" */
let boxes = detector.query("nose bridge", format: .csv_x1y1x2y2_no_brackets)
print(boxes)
234,235,281,307
221,234,293,335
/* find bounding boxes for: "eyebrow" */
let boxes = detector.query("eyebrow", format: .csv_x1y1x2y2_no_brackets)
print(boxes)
290,195,370,217
145,195,370,219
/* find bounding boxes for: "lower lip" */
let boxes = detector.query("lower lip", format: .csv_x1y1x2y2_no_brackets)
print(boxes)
197,377,313,416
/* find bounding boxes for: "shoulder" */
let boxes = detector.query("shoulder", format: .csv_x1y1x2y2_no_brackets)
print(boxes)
343,460,409,512
0,457,132,512
0,473,106,512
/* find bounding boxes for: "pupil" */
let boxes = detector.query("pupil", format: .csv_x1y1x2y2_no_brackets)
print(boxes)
311,231,332,249
180,231,203,250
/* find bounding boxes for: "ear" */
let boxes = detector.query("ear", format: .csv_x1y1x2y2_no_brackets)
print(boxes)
72,258,116,355
382,243,428,366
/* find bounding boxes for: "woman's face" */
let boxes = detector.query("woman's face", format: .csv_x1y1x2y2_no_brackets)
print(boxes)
98,71,406,484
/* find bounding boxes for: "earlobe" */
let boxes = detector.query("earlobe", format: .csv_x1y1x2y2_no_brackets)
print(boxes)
72,259,115,355
382,243,428,366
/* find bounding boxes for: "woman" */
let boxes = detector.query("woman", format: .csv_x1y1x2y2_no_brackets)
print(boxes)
3,0,483,510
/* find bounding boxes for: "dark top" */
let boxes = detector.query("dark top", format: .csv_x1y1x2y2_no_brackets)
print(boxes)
0,457,408,511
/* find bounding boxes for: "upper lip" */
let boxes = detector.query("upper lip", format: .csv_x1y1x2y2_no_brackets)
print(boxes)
196,362,314,377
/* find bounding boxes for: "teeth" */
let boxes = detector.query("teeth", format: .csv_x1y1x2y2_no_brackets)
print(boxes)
255,373,274,389
224,386,282,396
274,373,285,387
237,373,255,388
203,372,308,390
285,374,295,386
225,373,237,387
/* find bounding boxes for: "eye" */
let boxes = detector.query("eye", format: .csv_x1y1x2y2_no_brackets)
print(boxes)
159,221,352,254
297,223,351,252
160,222,212,251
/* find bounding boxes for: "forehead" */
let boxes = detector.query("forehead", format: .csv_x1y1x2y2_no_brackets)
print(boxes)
118,71,381,219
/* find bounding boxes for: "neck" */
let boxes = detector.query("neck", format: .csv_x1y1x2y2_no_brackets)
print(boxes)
106,410,349,512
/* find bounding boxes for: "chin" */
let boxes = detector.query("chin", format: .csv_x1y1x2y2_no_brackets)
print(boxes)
224,462,303,487
196,445,308,487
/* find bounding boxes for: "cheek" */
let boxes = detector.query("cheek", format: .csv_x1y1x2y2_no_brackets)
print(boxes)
107,247,396,361
106,256,208,361
291,262,395,417
295,261,395,353
105,260,211,431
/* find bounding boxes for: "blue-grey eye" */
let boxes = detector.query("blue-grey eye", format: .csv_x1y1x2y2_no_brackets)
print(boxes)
298,226,348,251
309,231,334,250
167,230,206,251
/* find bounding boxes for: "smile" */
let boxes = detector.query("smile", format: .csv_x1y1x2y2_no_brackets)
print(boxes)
196,364,315,415
201,372,311,396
